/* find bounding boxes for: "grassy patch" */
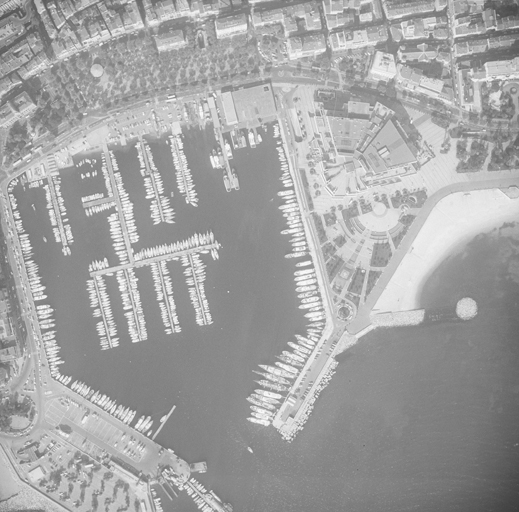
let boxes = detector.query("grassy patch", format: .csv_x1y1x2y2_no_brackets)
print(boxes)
365,270,382,298
327,256,344,281
391,224,409,248
312,213,327,244
370,242,392,267
347,267,366,295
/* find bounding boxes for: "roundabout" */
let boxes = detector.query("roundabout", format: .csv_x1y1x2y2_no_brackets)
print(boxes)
357,201,400,232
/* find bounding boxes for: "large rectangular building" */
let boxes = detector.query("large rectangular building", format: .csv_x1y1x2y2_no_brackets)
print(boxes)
220,91,238,125
361,119,416,174
232,82,277,123
0,91,36,128
368,51,396,82
154,29,186,51
477,57,519,82
215,13,248,38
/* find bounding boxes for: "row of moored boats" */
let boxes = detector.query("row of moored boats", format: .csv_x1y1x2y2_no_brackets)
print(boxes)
110,150,139,244
151,260,181,334
247,123,326,427
181,252,212,326
117,267,147,343
169,134,198,207
5,181,68,381
133,231,218,261
83,155,116,217
43,177,72,255
87,275,119,349
137,140,175,224
247,321,326,427
69,380,156,435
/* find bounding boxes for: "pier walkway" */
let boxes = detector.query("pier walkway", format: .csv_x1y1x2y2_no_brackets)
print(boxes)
138,137,166,222
43,166,68,250
102,143,134,265
214,128,233,186
92,276,116,349
186,253,210,325
82,196,116,209
90,241,220,277
169,135,197,204
155,261,177,331
151,405,176,441
121,268,145,342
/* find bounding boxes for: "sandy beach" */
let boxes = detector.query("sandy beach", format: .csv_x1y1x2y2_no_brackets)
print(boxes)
372,188,519,313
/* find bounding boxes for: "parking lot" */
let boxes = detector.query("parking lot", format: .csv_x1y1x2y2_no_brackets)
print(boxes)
45,397,144,464
13,430,137,510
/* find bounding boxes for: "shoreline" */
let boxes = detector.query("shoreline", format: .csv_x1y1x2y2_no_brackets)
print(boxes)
372,188,519,314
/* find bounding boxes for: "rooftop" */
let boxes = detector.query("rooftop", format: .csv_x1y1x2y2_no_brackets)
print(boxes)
232,82,277,122
362,119,416,173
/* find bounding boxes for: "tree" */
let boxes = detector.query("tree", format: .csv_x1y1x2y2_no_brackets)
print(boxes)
456,139,467,159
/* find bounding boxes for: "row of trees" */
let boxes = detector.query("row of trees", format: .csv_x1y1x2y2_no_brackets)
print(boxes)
41,26,265,113
456,138,489,172
3,23,268,165
480,81,516,120
488,139,519,171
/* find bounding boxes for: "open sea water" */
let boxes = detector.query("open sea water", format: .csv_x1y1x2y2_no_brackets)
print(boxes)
229,224,519,512
12,126,519,511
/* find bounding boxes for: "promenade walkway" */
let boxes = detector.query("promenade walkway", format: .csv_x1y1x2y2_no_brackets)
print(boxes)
347,177,519,335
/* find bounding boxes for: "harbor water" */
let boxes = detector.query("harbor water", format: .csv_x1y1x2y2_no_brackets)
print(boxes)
11,125,519,511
